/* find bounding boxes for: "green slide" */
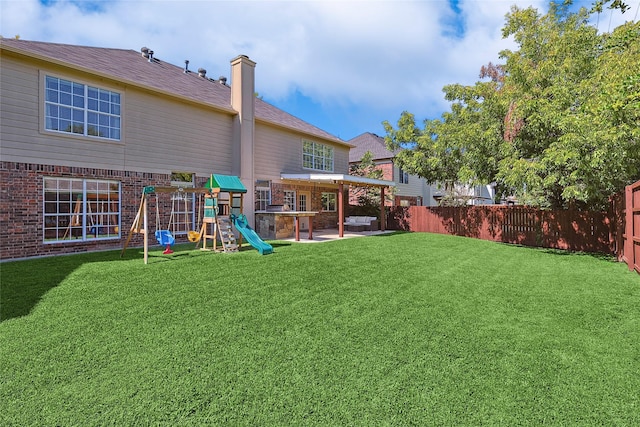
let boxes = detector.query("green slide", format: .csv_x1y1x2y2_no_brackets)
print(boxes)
232,214,273,255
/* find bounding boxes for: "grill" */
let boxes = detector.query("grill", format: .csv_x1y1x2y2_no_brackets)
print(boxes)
266,204,291,212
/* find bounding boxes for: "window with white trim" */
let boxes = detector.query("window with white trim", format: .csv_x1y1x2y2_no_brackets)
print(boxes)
399,168,409,184
170,172,195,236
45,75,121,140
43,177,120,242
303,140,334,172
283,190,296,211
321,192,337,212
255,180,271,211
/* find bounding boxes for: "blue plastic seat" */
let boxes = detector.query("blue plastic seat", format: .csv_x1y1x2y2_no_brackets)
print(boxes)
155,230,175,246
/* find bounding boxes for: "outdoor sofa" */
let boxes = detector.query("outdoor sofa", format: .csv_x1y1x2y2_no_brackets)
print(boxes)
343,216,378,232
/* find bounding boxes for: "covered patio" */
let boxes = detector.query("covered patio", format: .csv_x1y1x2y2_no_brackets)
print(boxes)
280,173,396,238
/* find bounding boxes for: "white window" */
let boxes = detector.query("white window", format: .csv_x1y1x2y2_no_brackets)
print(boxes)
43,177,120,242
321,192,337,212
45,75,121,140
170,172,195,236
283,190,296,211
399,168,409,184
255,180,271,211
298,193,309,212
303,140,334,172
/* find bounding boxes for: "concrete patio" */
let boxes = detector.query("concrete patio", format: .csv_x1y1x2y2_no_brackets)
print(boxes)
277,228,395,243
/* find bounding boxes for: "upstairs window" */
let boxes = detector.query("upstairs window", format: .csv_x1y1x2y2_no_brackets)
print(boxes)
399,168,409,184
45,75,121,140
303,140,333,172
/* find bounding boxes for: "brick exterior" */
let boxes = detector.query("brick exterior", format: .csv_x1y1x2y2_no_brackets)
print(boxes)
0,161,209,260
0,161,343,260
270,182,339,230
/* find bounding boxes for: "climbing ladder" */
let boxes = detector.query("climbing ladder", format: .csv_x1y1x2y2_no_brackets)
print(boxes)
216,216,238,252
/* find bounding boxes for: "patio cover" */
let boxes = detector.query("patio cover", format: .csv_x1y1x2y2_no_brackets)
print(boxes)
280,173,395,237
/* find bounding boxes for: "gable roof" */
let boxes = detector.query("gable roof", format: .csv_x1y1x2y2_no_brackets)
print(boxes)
347,132,398,162
0,38,347,146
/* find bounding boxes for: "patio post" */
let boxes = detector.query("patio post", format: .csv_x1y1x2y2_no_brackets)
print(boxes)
380,186,385,231
339,182,344,237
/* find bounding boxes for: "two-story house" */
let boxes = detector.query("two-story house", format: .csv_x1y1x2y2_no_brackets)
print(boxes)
0,38,392,260
348,132,437,206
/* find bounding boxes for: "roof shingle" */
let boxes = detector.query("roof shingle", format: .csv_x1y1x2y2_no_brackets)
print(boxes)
0,38,346,145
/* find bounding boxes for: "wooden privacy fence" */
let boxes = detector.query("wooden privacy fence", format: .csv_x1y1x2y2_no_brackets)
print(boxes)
387,205,615,255
620,180,640,273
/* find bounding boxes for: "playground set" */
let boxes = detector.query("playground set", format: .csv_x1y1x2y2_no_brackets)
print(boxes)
121,174,273,263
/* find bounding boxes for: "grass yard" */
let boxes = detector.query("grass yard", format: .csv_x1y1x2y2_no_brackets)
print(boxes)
1,232,639,425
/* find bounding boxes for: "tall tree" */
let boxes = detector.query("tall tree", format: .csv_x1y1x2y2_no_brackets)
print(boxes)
384,2,639,210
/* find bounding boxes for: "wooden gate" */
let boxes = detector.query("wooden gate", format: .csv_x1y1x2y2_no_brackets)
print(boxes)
623,180,640,273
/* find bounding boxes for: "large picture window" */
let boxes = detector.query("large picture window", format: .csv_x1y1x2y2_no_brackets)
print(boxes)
303,140,333,172
44,178,120,243
45,75,121,140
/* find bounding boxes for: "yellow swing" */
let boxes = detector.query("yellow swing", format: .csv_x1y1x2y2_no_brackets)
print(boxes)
187,192,203,243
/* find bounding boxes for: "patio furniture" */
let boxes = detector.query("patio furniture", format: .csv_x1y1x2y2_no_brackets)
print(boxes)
344,216,378,232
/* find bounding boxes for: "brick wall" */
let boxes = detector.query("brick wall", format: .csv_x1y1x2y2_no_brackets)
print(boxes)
0,161,183,260
0,162,345,260
271,182,338,230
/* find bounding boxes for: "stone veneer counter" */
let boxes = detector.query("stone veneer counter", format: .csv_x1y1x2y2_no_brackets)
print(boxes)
255,212,317,240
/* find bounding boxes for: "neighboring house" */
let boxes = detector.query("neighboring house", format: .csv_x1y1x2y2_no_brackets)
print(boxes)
348,132,437,206
348,132,497,207
0,38,392,260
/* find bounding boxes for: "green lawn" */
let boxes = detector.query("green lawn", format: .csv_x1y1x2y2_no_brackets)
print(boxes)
1,232,639,425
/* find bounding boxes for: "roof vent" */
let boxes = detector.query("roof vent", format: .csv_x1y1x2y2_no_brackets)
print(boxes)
198,68,207,78
141,47,150,58
219,76,227,85
184,60,190,73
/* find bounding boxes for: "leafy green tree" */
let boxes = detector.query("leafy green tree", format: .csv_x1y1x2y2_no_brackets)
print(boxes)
349,151,394,214
384,2,639,210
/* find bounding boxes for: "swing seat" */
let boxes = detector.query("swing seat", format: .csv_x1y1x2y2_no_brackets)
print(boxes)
187,230,200,243
155,230,175,246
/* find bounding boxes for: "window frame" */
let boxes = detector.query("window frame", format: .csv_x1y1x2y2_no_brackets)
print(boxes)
302,140,334,172
169,172,196,236
399,167,409,184
321,192,337,212
255,180,271,211
283,190,296,211
43,177,121,243
41,72,123,142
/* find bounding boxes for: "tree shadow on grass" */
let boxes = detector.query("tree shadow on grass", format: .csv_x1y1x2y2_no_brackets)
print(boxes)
0,243,208,322
0,249,135,322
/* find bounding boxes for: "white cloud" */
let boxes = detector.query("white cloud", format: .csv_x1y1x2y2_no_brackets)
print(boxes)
1,0,636,138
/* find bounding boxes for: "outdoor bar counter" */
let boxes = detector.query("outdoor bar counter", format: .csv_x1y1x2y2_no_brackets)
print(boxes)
255,207,318,241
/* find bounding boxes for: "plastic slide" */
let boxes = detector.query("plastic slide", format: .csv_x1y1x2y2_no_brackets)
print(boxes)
232,214,273,255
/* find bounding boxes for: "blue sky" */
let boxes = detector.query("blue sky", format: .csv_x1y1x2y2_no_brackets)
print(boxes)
1,0,637,141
